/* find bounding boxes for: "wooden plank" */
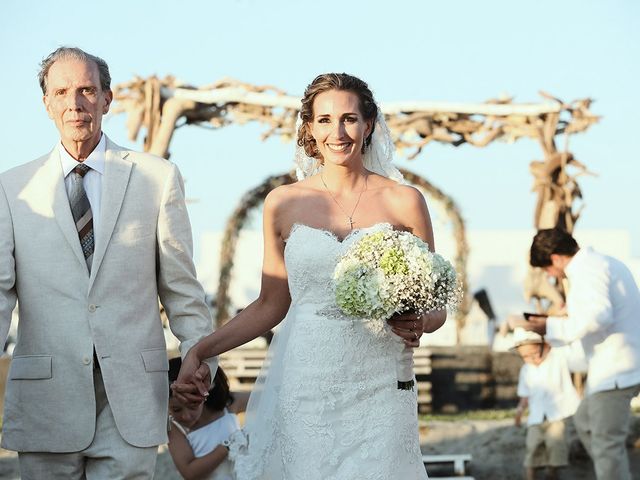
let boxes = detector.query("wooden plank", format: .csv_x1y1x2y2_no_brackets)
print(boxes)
163,85,561,117
427,477,474,480
423,454,472,476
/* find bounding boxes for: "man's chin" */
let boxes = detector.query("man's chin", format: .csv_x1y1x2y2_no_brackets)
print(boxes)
64,130,96,143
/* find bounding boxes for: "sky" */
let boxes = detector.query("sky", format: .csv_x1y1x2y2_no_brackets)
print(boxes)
1,0,639,264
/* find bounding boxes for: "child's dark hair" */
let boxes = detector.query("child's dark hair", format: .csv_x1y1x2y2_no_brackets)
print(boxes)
168,357,234,411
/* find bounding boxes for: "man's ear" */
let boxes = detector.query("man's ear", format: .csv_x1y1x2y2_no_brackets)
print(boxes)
43,95,54,120
103,89,113,114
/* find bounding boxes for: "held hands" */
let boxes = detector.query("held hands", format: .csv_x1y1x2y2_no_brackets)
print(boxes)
170,348,212,408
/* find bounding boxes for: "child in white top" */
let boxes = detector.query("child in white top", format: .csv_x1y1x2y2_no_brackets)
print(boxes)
168,358,249,480
513,328,583,480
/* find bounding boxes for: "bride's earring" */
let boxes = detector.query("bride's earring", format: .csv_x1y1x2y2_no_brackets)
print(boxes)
361,137,367,154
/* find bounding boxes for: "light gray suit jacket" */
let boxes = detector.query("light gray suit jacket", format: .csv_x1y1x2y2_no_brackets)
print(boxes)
0,137,214,452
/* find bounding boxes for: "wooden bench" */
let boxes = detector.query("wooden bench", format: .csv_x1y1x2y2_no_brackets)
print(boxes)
423,454,472,477
219,349,267,391
414,347,432,409
219,347,432,411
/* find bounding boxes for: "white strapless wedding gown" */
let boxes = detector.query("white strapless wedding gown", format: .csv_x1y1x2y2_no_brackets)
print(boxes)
230,223,428,480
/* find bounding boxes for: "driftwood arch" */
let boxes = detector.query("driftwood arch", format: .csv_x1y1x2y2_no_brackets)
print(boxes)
215,172,295,325
113,77,600,339
214,169,470,332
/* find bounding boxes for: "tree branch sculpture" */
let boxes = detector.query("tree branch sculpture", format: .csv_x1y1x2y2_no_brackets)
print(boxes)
113,76,600,338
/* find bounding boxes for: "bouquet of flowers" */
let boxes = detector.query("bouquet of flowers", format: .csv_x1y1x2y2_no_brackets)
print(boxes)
333,229,460,389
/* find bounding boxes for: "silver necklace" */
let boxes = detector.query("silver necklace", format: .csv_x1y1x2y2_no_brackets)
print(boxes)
320,172,368,230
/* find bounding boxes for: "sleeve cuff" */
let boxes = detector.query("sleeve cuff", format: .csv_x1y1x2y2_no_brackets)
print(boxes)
203,356,218,379
544,316,567,346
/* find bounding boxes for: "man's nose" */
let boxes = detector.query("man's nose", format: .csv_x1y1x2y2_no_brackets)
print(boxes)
65,91,83,110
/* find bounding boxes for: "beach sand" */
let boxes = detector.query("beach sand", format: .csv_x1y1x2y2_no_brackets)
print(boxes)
1,415,638,479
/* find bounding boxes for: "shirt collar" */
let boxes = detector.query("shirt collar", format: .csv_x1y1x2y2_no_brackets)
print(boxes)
565,246,590,278
58,133,106,177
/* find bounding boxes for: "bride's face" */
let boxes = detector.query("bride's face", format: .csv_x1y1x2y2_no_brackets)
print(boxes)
310,89,372,168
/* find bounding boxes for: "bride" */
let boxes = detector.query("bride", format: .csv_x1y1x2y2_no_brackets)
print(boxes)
174,73,446,479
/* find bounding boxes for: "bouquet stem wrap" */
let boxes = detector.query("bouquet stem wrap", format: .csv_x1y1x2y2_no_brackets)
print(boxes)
333,227,460,390
396,343,415,390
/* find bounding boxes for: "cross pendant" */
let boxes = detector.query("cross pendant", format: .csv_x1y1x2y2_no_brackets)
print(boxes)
348,217,354,229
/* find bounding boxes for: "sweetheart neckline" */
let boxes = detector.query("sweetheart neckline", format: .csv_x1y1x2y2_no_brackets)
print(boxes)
285,222,393,245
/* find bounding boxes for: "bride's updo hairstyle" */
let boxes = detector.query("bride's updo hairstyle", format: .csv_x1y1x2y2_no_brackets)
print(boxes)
297,73,378,160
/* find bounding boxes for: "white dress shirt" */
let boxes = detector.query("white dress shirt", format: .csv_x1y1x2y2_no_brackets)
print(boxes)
517,347,581,426
58,134,105,239
546,247,640,395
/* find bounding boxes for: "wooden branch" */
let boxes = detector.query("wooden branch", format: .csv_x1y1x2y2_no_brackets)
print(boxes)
162,86,564,117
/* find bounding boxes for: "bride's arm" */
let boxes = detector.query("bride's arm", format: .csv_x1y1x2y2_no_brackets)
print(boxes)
175,188,292,388
387,185,447,340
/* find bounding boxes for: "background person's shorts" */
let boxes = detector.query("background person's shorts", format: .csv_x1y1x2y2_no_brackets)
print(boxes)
524,419,569,468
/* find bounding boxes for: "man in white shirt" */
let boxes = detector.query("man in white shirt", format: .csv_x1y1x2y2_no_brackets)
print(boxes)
0,47,215,479
526,228,640,480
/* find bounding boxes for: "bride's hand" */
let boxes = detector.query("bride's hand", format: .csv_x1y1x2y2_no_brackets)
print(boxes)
387,312,423,347
170,347,211,407
421,309,446,333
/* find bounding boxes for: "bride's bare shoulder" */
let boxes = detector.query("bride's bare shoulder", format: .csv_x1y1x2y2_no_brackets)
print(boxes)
368,174,421,200
264,177,320,210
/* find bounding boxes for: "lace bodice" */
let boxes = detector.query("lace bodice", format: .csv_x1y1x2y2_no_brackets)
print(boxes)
284,222,392,306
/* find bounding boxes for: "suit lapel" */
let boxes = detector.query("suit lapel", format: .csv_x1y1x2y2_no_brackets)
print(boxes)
42,149,89,270
89,138,132,289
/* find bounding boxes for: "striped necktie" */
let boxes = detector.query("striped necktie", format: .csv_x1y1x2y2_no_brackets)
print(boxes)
68,163,94,270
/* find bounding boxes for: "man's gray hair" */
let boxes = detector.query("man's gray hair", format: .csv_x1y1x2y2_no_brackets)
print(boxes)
38,47,111,95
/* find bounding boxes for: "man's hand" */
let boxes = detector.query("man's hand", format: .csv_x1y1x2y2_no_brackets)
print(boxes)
524,315,547,336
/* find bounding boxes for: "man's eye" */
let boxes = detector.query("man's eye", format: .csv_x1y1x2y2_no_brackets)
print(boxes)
82,87,96,94
54,90,66,96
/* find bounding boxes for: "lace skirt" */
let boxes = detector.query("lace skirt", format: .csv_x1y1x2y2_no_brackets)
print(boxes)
229,303,428,480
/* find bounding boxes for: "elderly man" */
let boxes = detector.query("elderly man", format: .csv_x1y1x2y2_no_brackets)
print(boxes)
0,47,214,479
525,228,640,480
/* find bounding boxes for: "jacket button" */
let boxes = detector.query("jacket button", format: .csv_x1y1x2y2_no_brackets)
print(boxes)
82,357,91,365
88,304,97,313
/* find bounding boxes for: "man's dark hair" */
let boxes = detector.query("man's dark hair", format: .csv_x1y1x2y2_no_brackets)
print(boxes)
530,228,580,267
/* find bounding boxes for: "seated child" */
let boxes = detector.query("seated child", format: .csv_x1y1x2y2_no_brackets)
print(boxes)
168,358,249,480
512,328,582,480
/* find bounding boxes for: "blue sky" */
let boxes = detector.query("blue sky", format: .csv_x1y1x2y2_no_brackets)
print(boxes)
1,0,639,261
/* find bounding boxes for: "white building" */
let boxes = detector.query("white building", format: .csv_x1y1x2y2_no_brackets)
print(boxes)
196,228,639,349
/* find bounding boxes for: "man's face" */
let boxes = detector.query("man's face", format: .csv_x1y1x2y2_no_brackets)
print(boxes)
544,254,566,279
43,58,112,153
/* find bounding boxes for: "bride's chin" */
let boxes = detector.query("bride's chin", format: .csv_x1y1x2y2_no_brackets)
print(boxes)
324,157,355,168
323,152,362,167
